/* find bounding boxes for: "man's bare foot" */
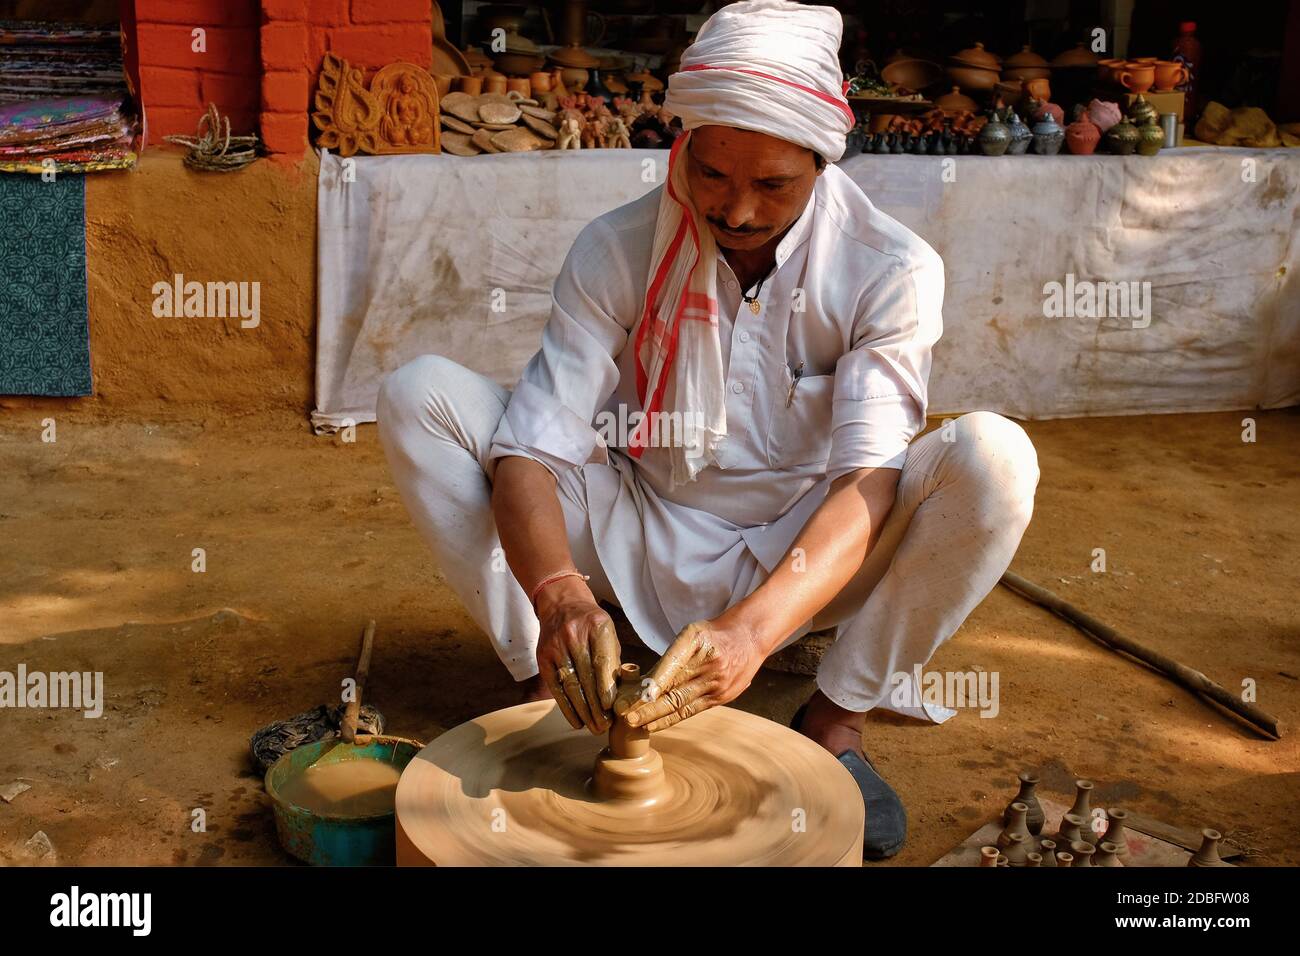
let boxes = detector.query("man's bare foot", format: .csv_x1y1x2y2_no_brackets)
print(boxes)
794,688,866,758
520,673,551,703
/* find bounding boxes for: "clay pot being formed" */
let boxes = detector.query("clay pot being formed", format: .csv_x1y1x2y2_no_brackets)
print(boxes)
1137,121,1164,155
1002,772,1045,835
1087,98,1122,133
1031,112,1064,154
1105,116,1140,155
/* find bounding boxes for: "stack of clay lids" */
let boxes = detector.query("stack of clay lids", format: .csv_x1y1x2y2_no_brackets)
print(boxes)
439,91,559,155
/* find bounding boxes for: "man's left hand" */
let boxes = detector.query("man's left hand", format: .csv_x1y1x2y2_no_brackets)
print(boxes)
622,620,767,732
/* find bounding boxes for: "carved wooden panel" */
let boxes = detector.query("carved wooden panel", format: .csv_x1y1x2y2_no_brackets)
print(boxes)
312,53,441,156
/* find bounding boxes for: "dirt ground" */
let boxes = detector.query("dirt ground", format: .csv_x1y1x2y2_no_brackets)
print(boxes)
0,405,1297,866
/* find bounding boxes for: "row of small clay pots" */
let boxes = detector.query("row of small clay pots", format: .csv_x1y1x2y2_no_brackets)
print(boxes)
995,772,1233,867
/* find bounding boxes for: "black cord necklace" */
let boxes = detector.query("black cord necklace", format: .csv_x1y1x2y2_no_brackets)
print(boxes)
741,267,775,315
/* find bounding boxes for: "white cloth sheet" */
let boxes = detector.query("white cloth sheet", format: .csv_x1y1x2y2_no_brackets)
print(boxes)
314,147,1300,429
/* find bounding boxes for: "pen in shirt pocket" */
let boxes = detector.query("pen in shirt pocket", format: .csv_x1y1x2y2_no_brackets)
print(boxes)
785,361,804,407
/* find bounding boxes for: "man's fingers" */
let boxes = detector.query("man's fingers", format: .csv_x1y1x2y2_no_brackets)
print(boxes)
540,666,583,730
643,698,710,733
640,622,711,703
590,618,621,712
570,638,609,733
556,654,597,732
624,676,711,728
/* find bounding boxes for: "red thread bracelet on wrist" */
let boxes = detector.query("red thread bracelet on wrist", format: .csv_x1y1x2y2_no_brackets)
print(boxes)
528,569,591,610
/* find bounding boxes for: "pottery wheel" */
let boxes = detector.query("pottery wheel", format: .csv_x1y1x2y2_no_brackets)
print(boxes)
395,700,864,866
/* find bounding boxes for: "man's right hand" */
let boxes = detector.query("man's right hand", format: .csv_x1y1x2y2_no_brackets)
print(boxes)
534,577,621,734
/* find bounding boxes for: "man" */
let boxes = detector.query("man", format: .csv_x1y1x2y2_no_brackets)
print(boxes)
378,0,1038,859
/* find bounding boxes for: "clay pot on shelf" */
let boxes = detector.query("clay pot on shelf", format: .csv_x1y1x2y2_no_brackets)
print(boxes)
1051,42,1100,69
935,85,979,114
1127,94,1159,128
977,112,1011,155
1031,112,1064,154
457,74,484,95
529,71,553,95
1065,110,1101,154
483,73,508,95
1005,110,1032,154
951,41,1000,70
947,64,999,92
1137,120,1165,156
1002,48,1049,84
1097,58,1124,85
993,79,1024,107
1153,60,1189,92
1004,45,1048,70
1029,100,1065,127
507,76,531,97
1086,98,1122,133
1104,116,1140,154
1024,77,1051,102
882,57,944,91
1118,62,1155,94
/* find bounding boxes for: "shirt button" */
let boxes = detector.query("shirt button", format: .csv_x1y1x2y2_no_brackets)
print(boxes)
731,381,744,394
738,330,751,343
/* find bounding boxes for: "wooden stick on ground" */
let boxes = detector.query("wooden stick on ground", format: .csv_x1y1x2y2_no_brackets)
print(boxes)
1000,571,1283,740
340,619,376,744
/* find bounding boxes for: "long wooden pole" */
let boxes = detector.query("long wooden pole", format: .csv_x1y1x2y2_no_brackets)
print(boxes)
1000,571,1283,739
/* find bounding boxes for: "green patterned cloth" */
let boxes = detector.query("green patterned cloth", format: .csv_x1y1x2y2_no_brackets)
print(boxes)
0,172,90,396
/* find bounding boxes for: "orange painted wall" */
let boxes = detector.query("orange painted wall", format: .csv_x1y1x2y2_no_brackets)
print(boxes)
131,0,434,156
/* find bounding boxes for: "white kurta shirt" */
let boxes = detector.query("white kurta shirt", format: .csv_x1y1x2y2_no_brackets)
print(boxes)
488,162,944,652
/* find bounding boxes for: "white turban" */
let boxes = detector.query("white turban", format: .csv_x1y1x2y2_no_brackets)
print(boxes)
664,0,853,162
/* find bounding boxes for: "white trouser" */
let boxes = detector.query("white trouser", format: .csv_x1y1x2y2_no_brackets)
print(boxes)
377,357,1039,715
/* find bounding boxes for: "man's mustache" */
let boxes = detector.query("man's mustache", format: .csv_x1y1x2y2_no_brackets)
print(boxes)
706,216,766,235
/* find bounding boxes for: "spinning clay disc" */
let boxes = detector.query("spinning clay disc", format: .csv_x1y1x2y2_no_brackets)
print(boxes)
395,700,864,866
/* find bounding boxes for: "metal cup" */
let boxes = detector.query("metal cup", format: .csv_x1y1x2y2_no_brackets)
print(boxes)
1160,112,1179,148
